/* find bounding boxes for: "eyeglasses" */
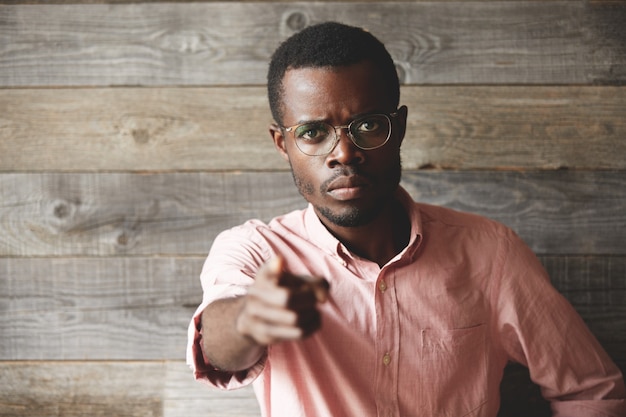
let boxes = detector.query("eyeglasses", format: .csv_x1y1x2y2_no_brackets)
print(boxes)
282,111,399,156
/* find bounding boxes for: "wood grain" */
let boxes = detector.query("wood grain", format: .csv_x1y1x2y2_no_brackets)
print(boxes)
1,171,624,257
0,360,557,417
1,86,625,171
1,0,624,414
1,253,624,362
401,170,626,255
542,255,626,368
0,361,260,417
0,257,204,360
1,2,624,86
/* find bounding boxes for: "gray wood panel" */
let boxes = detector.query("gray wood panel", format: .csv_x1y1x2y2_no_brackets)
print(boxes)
1,86,624,172
2,0,624,415
0,257,204,360
1,2,624,86
1,256,624,363
401,170,626,255
1,171,624,257
0,361,260,417
0,360,565,417
542,256,626,368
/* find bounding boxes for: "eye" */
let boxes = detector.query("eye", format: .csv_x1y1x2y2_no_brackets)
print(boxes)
355,117,383,134
294,123,330,142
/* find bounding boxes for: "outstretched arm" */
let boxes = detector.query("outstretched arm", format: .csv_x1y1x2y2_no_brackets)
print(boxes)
199,256,329,372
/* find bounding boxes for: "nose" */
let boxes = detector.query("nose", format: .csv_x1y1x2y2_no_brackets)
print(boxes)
326,127,365,167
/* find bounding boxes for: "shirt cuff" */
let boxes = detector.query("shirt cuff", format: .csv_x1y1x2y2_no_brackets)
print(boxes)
186,286,266,390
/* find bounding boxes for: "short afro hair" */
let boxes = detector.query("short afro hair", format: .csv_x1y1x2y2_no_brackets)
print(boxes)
267,21,400,124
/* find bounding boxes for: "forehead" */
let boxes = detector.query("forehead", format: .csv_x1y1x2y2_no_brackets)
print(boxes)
280,61,392,123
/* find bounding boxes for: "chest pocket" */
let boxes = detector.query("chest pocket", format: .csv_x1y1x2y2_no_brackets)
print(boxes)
420,323,488,416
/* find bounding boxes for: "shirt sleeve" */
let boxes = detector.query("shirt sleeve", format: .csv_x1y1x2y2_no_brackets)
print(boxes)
186,221,272,390
493,229,626,416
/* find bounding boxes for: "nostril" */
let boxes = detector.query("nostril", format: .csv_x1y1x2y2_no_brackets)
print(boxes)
326,134,365,167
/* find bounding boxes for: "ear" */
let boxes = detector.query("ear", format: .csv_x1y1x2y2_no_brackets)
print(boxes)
395,105,408,147
269,123,290,162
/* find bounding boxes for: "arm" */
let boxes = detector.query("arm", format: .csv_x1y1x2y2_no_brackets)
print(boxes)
200,296,265,372
494,230,625,416
199,256,329,372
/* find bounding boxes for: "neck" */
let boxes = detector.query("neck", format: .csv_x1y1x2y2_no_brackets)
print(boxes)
319,199,411,267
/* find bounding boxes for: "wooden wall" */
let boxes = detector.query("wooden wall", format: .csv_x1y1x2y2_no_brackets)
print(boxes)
1,1,625,416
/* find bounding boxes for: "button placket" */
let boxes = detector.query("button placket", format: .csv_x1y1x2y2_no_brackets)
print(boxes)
374,269,400,416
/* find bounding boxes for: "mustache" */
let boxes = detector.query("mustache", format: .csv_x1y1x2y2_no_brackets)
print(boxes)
320,167,374,192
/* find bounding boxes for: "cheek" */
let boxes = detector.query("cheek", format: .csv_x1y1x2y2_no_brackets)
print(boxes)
289,156,323,196
293,173,315,196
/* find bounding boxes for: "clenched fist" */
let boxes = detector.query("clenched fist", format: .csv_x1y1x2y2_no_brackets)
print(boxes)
236,256,330,346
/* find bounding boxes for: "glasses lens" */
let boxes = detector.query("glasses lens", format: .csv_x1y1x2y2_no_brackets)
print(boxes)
293,122,334,155
350,115,391,149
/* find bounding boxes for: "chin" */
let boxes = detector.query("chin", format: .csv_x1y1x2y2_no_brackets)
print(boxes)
316,202,384,228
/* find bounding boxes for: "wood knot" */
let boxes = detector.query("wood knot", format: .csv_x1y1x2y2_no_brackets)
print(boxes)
117,232,129,246
132,129,150,144
45,199,80,233
285,11,308,32
53,203,70,219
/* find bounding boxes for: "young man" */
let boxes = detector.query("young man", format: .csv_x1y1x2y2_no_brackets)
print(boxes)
187,22,625,416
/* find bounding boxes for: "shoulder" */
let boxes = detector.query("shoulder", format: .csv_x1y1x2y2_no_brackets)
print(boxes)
211,208,309,255
416,202,511,236
412,201,531,267
201,208,309,284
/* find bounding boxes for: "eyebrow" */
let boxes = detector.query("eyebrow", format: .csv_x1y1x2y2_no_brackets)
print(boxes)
289,110,387,127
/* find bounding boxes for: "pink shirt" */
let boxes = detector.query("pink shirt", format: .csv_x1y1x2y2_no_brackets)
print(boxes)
187,188,625,417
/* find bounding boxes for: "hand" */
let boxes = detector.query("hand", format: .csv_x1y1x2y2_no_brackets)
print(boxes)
236,256,330,346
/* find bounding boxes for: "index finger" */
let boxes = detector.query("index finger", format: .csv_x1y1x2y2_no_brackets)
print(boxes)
262,256,330,303
278,271,330,304
256,256,286,286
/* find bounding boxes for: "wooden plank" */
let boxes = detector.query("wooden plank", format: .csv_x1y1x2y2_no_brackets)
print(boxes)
0,172,305,257
0,360,589,417
0,361,260,417
1,171,624,257
401,170,626,255
3,360,617,417
0,257,205,360
0,253,624,362
0,360,557,417
1,86,625,172
542,256,626,368
0,87,281,172
1,2,624,86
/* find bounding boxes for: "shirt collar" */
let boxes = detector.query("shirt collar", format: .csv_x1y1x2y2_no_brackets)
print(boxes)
303,186,424,261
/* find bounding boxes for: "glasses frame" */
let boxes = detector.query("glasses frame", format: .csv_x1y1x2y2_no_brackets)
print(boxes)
281,110,400,156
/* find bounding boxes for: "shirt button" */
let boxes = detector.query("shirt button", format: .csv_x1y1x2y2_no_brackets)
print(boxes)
382,353,391,366
378,280,387,293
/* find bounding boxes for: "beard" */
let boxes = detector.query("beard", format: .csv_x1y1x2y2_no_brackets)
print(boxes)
315,202,384,227
291,155,402,228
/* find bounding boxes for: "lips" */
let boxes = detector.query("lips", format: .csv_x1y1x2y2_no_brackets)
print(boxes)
326,175,371,200
327,175,370,191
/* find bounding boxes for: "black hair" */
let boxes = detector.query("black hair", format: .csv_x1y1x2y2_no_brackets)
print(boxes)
267,22,400,124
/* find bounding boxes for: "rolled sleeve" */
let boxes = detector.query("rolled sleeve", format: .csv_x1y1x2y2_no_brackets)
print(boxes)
186,222,273,390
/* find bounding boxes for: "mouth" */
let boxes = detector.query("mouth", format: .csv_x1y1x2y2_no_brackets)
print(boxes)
326,175,371,201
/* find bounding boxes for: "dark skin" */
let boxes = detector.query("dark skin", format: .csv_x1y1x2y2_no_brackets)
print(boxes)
201,60,410,372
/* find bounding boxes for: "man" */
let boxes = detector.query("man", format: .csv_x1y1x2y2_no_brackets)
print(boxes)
188,22,625,416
